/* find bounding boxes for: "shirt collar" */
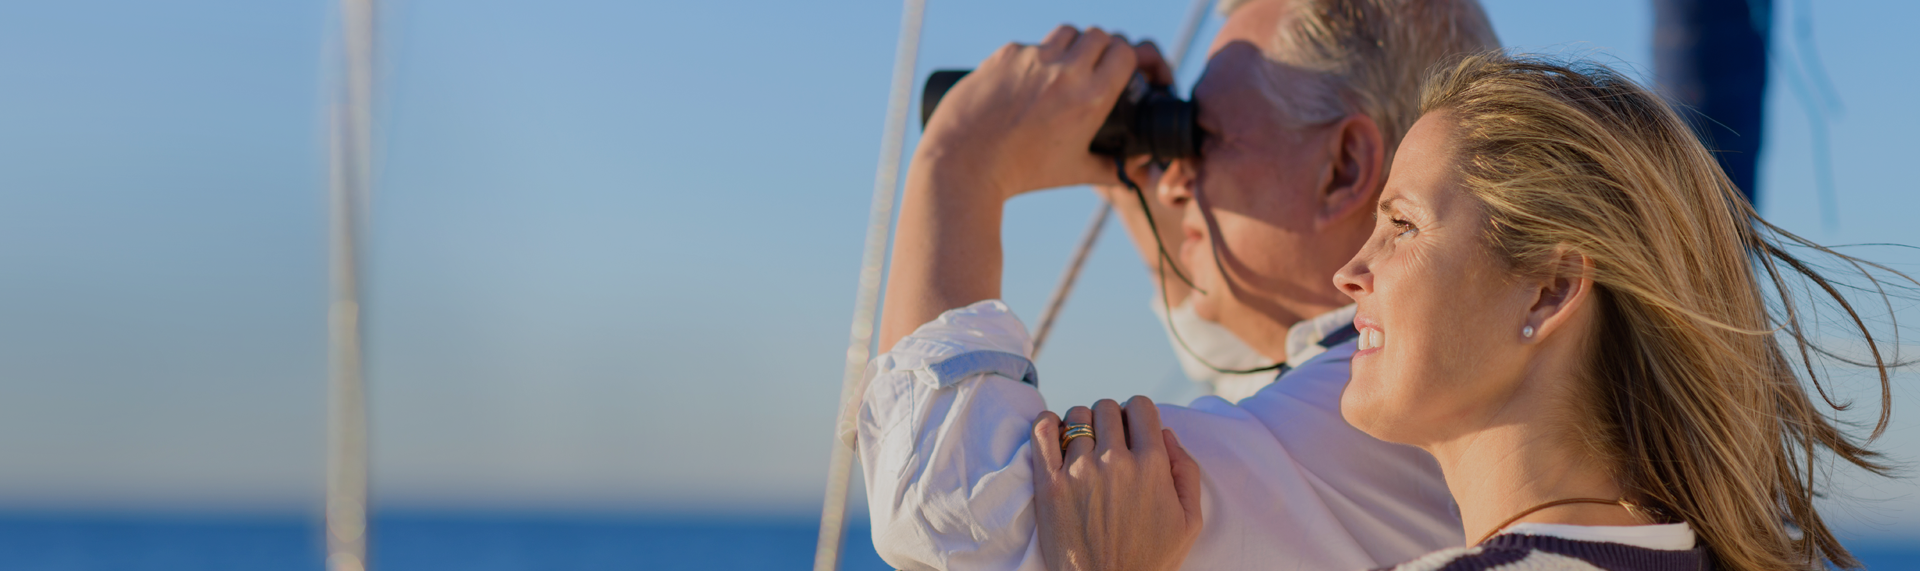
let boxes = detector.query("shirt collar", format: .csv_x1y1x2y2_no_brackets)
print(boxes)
1282,304,1357,370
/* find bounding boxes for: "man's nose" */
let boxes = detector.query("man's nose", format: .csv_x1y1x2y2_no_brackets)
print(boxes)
1158,159,1196,209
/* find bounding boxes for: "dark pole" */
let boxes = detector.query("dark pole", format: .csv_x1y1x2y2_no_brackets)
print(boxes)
1654,0,1772,205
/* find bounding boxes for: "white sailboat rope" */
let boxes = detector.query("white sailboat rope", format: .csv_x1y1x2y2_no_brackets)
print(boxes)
812,1,927,570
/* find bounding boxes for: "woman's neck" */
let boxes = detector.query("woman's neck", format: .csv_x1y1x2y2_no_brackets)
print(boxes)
1426,418,1644,544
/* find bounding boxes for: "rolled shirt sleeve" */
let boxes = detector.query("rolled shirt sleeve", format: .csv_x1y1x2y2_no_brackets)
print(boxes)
858,301,1048,571
857,300,1458,571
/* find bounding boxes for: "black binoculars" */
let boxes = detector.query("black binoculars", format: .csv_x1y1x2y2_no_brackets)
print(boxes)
920,69,1199,164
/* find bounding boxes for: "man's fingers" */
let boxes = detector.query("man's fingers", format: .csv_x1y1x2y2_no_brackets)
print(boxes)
1124,395,1164,458
1066,27,1113,67
1038,24,1078,54
1063,405,1096,463
1133,40,1174,85
1091,35,1137,89
1091,398,1127,454
1164,429,1205,529
1031,411,1063,476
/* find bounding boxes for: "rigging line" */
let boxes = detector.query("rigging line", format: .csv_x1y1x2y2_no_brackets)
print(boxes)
1776,0,1840,231
326,1,375,571
1790,0,1841,115
1031,204,1113,359
1029,0,1217,357
812,1,926,570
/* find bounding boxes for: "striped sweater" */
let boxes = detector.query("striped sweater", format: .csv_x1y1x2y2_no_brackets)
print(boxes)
1376,534,1710,571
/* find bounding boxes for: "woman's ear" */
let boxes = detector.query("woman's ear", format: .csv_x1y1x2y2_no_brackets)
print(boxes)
1316,113,1385,227
1524,248,1596,343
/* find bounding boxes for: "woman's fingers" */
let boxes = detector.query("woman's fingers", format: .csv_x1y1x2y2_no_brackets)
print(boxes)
1123,395,1164,459
1031,411,1063,476
1092,398,1127,454
1063,405,1096,464
1164,429,1204,530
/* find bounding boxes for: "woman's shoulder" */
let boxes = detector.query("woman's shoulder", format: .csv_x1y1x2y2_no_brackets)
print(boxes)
1373,534,1710,571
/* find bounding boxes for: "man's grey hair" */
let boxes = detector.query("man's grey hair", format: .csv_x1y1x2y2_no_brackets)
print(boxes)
1219,0,1499,166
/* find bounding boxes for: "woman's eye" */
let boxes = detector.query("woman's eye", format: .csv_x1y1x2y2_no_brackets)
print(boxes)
1390,218,1417,239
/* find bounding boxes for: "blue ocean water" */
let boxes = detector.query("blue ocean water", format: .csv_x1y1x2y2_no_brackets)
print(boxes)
0,512,1912,570
0,512,894,571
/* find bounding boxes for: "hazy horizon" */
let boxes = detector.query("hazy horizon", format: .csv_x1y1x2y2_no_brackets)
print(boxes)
2,0,1918,542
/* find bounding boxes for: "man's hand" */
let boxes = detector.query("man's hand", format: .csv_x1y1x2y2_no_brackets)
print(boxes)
878,26,1165,352
917,26,1141,200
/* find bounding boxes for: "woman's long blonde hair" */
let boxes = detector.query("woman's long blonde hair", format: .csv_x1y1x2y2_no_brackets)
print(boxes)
1422,53,1912,570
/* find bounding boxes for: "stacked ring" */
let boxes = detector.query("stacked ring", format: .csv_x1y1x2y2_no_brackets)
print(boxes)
1060,423,1095,448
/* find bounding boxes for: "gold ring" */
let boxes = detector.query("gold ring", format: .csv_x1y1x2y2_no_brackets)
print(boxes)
1060,423,1095,448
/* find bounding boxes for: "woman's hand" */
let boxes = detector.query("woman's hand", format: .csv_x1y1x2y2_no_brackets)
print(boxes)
1031,396,1203,571
918,26,1151,200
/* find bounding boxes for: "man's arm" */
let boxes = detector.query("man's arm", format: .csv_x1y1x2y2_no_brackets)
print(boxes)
877,146,1009,354
877,26,1139,352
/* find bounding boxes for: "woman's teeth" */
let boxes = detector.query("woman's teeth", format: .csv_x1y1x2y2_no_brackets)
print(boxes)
1359,328,1385,351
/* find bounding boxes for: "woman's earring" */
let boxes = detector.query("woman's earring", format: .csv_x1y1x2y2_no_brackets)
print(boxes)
1522,325,1535,339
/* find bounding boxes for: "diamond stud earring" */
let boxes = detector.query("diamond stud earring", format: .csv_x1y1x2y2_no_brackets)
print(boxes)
1522,325,1535,338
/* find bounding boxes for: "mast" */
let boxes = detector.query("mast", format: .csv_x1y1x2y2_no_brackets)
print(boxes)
326,0,375,569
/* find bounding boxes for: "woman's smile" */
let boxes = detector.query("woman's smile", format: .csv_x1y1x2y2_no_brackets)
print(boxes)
1353,314,1385,356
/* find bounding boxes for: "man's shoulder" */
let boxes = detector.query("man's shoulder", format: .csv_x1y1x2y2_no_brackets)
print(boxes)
1243,340,1354,411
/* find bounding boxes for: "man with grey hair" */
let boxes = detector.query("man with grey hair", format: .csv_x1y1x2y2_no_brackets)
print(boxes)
858,1,1499,569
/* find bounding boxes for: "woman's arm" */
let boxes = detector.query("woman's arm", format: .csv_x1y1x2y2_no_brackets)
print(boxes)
1029,396,1204,571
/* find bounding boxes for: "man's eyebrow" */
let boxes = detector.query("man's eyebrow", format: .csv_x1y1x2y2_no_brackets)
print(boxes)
1377,197,1399,215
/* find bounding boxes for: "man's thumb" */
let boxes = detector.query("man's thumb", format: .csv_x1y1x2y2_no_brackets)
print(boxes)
1162,428,1203,528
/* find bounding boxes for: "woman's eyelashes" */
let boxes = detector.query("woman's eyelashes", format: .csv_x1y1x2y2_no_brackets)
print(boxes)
1390,218,1418,239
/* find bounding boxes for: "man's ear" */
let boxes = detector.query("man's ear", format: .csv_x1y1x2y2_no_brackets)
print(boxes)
1315,113,1386,227
1525,248,1597,343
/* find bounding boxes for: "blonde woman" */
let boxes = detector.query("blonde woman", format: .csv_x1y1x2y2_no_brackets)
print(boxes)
1029,53,1910,571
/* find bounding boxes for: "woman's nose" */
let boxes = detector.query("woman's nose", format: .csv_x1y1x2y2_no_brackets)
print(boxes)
1333,253,1373,301
1157,159,1195,209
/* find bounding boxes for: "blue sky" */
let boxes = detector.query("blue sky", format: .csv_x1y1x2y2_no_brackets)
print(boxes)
2,0,1917,539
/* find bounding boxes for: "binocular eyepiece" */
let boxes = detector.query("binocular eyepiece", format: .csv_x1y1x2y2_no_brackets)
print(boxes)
920,70,1199,164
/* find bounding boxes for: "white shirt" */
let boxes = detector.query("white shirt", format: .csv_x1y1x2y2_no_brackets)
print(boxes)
1499,522,1696,551
1150,297,1278,401
1153,299,1363,402
857,300,1461,571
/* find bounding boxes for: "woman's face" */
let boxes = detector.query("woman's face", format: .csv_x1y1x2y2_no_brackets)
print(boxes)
1332,112,1543,448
